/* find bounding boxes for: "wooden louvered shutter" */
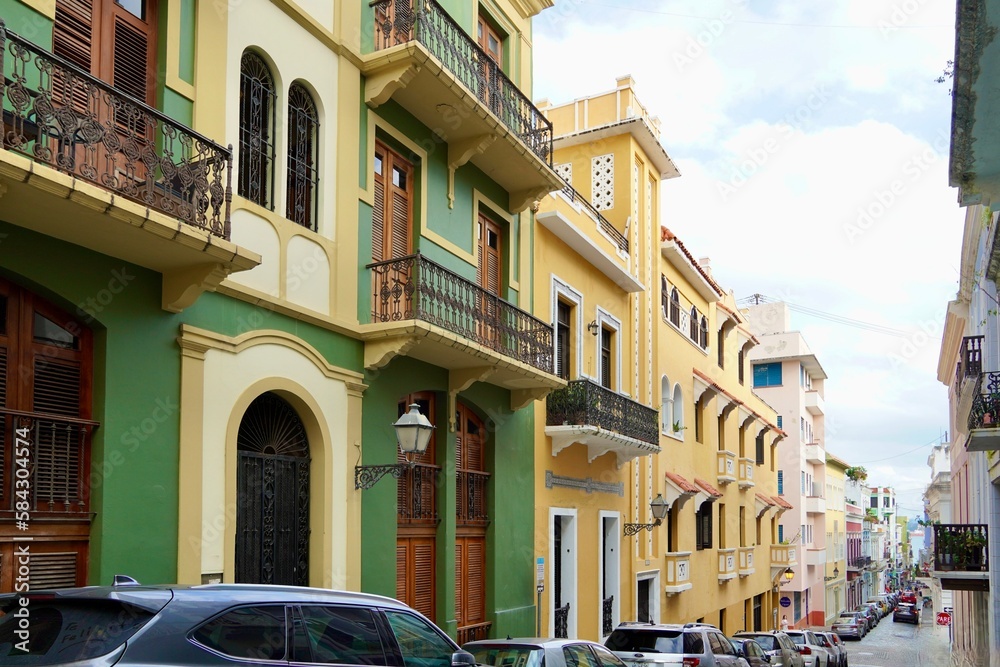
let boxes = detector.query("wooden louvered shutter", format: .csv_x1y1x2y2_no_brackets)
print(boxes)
466,537,485,624
390,161,411,259
373,148,386,261
53,0,94,73
413,538,435,619
101,0,157,106
396,541,409,603
454,540,464,626
477,216,501,296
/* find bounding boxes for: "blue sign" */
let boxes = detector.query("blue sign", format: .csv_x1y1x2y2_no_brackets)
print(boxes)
780,596,791,608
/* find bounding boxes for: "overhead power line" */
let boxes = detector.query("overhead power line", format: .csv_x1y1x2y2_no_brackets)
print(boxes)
737,293,914,338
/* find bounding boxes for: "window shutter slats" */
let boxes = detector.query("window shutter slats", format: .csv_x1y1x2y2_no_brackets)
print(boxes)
396,542,408,602
390,189,409,258
373,170,385,261
466,538,486,623
413,539,434,619
455,540,464,625
112,17,149,101
28,552,78,590
33,359,81,417
53,0,93,72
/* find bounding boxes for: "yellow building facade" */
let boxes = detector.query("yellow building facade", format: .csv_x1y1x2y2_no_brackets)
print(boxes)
824,454,849,623
531,78,789,640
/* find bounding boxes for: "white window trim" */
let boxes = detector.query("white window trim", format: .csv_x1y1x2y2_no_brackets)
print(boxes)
635,569,661,624
598,511,621,638
549,507,578,639
595,308,622,391
671,382,685,440
551,276,584,381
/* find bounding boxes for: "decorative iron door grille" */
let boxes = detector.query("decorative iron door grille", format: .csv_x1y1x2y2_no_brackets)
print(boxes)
236,452,310,586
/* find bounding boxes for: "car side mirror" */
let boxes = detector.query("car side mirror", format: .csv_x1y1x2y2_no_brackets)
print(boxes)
453,651,478,667
762,654,771,663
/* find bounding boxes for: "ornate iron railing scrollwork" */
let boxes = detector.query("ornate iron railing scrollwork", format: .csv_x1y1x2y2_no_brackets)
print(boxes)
554,603,569,639
545,378,659,445
968,371,1000,430
0,20,232,238
355,461,412,490
367,253,554,374
602,596,614,636
370,0,553,166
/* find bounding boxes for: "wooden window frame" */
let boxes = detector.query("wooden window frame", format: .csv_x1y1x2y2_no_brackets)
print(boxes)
373,140,414,262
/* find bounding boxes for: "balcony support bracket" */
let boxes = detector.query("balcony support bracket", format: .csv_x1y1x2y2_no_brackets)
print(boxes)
512,387,550,411
448,135,496,208
364,336,419,371
162,263,230,313
510,186,553,215
449,367,496,431
365,59,421,108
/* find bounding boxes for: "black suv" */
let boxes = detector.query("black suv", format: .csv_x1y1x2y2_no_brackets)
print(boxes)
606,621,750,667
0,578,476,666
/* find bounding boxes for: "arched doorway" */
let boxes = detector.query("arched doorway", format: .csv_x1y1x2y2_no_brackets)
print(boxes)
235,392,310,585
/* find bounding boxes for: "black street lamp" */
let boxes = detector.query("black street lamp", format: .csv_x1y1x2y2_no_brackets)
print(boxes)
623,494,670,536
355,403,436,489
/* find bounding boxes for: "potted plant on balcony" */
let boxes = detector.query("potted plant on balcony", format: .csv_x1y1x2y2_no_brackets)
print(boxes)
845,465,868,483
957,530,988,570
672,420,687,434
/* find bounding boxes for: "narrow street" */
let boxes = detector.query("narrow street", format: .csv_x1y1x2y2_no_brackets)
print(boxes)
841,606,952,667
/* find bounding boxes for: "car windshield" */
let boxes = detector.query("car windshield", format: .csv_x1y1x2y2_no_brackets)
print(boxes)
787,634,808,646
836,615,857,622
744,635,777,651
606,629,703,654
467,645,545,667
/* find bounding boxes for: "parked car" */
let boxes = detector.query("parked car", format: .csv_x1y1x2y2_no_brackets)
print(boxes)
0,578,476,666
831,611,866,640
465,638,629,667
893,602,920,625
732,631,805,667
899,590,917,606
783,630,831,667
865,597,890,617
853,604,878,629
728,638,771,667
813,632,845,667
606,622,750,667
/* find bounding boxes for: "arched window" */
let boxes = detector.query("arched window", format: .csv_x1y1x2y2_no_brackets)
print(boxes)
672,383,684,435
661,375,672,433
689,306,698,340
286,83,320,229
661,276,669,320
238,50,276,209
700,316,709,349
669,288,680,326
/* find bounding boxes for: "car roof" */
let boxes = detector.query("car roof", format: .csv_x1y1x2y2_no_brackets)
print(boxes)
8,582,410,609
464,639,600,649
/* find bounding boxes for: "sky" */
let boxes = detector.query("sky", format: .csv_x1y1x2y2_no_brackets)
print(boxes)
532,0,963,522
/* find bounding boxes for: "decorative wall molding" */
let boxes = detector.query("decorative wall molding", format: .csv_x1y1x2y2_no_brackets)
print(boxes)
545,471,624,496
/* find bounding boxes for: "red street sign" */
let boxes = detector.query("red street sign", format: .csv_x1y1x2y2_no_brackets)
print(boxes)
936,612,952,626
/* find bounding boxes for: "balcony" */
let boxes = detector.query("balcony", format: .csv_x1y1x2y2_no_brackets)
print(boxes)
955,335,984,402
0,22,258,312
804,390,824,415
546,378,660,467
806,548,827,567
848,556,871,572
365,0,562,211
804,442,824,465
804,494,826,515
738,546,755,577
738,457,755,489
772,544,798,569
931,524,989,592
717,450,737,485
967,371,1000,451
664,551,692,594
718,548,737,582
363,253,561,406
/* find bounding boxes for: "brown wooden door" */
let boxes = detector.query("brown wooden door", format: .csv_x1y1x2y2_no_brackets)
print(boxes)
476,215,502,348
372,142,414,321
455,403,488,639
397,535,436,622
0,278,93,593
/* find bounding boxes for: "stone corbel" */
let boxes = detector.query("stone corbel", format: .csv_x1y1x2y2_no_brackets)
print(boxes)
510,186,554,214
162,263,229,313
692,374,718,405
448,367,496,431
364,336,419,371
511,387,550,411
718,398,737,419
364,61,421,108
448,135,496,208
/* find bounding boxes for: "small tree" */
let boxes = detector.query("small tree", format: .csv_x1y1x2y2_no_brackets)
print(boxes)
845,465,868,482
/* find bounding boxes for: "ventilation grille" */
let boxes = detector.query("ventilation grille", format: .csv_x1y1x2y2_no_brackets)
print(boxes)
29,552,78,590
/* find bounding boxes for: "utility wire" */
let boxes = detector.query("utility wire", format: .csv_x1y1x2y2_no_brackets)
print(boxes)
853,435,945,464
738,293,914,338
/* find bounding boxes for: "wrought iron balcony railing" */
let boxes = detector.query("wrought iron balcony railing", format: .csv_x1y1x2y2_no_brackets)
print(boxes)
545,378,659,445
457,621,491,645
849,556,871,570
559,179,628,253
370,0,552,166
0,408,99,514
969,371,1000,429
457,469,490,525
0,21,232,238
396,463,439,524
955,335,984,398
368,253,554,374
933,523,988,572
554,603,569,639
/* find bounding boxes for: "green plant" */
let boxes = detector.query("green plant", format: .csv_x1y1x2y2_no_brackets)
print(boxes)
672,420,687,433
845,465,868,482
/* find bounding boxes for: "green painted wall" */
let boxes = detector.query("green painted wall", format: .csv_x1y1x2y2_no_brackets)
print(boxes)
360,357,536,640
0,1,52,47
359,100,521,323
177,0,196,84
0,220,361,586
162,88,193,128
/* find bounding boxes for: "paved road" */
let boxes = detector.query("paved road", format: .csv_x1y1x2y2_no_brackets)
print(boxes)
836,605,951,666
